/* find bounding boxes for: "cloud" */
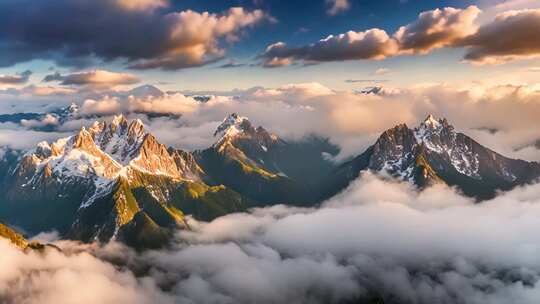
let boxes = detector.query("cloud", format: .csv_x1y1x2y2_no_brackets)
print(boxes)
4,80,540,162
260,6,540,66
115,0,168,11
459,9,540,64
260,29,399,66
43,70,140,87
6,173,540,303
259,6,479,66
372,68,391,75
0,1,267,70
80,97,122,115
394,6,481,53
218,59,247,68
0,70,32,85
20,114,59,128
326,0,350,16
345,79,389,83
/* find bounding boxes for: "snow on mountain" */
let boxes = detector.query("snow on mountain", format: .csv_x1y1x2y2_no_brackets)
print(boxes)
413,115,480,179
15,115,205,205
375,114,482,181
213,113,250,139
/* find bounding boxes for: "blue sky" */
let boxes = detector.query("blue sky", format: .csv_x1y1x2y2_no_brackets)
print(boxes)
0,0,539,92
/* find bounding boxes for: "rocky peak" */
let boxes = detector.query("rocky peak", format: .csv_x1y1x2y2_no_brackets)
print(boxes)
127,119,145,139
213,113,250,138
414,115,453,141
129,134,181,178
54,103,80,123
212,113,280,150
73,127,96,150
110,114,129,134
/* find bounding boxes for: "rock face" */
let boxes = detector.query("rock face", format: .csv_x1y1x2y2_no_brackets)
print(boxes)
0,222,45,250
321,115,540,200
0,115,249,249
196,113,339,205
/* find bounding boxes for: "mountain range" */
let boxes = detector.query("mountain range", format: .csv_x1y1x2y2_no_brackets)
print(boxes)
1,113,539,248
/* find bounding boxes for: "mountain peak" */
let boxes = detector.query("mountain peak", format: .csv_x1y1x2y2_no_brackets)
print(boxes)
213,113,251,138
423,114,439,127
127,84,164,98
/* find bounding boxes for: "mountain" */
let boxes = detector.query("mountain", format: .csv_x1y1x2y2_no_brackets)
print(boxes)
0,103,79,131
126,84,164,98
320,115,540,200
0,222,45,250
2,113,538,249
0,115,249,249
195,113,339,205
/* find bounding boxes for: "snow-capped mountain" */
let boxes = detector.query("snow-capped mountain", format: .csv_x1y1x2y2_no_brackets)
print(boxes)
0,115,248,248
196,113,339,204
1,113,539,249
321,115,540,200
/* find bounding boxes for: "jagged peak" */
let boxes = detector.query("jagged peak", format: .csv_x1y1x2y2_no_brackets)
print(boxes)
213,113,250,138
66,102,79,113
417,114,450,130
73,126,97,150
111,114,128,130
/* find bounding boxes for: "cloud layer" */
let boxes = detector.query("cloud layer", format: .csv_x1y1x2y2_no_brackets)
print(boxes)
260,6,540,66
3,81,540,161
4,173,540,303
43,70,140,87
0,70,32,85
0,1,267,70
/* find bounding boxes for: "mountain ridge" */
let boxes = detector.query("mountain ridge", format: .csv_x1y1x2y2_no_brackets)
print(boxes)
1,113,539,248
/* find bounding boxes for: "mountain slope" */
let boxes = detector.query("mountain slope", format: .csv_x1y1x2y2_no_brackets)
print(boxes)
195,113,339,205
320,115,540,200
0,115,250,248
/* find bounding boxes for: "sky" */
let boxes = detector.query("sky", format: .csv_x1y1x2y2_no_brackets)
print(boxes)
0,0,539,92
1,0,540,161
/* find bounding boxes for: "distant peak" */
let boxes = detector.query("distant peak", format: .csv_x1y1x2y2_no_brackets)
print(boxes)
67,102,79,112
418,114,450,130
423,114,440,127
214,113,250,137
128,84,164,98
111,114,128,127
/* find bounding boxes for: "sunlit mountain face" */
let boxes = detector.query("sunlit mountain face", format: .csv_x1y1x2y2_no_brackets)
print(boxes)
1,1,540,303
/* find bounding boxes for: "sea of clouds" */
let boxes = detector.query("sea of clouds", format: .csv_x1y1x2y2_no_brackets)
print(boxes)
3,172,540,303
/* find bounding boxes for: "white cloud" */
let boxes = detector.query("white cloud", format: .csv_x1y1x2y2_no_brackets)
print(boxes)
6,173,540,303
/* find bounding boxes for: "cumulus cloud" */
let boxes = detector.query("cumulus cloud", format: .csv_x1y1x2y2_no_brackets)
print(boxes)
459,8,540,64
20,114,59,128
0,1,267,70
260,5,540,66
0,70,32,85
43,70,140,87
5,173,540,303
260,29,399,66
259,6,479,66
394,6,480,53
326,0,350,16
